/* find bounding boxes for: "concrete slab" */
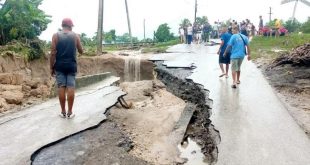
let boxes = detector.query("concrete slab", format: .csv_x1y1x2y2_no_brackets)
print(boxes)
0,76,125,165
152,44,310,164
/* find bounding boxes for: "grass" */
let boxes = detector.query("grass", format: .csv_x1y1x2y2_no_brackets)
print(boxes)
250,33,310,60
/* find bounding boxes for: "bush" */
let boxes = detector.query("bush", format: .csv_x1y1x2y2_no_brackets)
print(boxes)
0,39,45,61
301,17,310,33
28,39,45,60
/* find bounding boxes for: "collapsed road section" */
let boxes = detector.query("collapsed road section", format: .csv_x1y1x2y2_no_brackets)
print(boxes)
154,61,220,163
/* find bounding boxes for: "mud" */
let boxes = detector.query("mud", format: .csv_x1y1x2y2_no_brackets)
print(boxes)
154,61,220,163
32,120,148,165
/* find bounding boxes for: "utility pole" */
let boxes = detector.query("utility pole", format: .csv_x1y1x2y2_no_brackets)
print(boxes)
97,0,104,55
268,7,272,22
194,0,197,23
292,0,299,22
125,0,133,46
143,19,146,41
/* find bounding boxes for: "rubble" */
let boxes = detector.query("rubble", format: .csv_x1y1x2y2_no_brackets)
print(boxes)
272,43,310,67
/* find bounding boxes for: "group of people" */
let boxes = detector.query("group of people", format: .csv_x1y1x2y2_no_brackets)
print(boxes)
179,22,212,44
228,19,256,37
258,16,288,37
258,17,288,37
217,22,251,88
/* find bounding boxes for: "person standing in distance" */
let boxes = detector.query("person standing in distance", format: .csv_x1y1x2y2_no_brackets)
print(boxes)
224,26,251,88
50,18,83,118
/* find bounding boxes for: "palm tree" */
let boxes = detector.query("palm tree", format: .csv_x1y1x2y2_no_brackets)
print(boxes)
281,0,310,21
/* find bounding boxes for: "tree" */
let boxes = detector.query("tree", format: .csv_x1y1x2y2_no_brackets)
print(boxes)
0,0,51,45
195,16,208,26
284,19,301,32
180,18,191,28
104,29,116,43
300,17,310,33
116,33,138,43
80,33,95,46
155,23,174,42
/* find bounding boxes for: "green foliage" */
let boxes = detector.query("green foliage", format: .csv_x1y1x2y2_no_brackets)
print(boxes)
195,16,208,26
0,0,51,45
104,29,116,43
180,18,191,28
284,19,301,32
155,23,174,42
115,33,138,43
0,39,45,61
300,17,310,33
28,39,45,60
80,33,95,46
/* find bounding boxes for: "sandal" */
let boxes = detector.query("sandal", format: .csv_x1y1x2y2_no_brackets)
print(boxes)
219,73,226,77
231,84,237,88
59,112,66,118
237,81,241,84
67,113,75,119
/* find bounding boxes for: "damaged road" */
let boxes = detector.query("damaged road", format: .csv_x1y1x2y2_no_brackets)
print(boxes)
154,43,310,164
0,76,125,165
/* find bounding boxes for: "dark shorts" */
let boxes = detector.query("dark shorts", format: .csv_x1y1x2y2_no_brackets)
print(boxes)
219,52,231,64
55,71,76,88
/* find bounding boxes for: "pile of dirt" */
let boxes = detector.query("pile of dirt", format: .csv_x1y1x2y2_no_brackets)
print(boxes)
272,43,310,67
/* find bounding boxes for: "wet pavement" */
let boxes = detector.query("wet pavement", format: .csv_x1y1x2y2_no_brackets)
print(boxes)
151,42,310,164
0,76,125,165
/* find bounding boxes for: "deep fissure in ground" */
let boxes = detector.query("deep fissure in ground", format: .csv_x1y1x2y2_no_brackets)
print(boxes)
154,61,220,163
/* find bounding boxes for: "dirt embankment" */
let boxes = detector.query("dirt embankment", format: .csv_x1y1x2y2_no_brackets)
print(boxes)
257,43,310,137
0,54,153,115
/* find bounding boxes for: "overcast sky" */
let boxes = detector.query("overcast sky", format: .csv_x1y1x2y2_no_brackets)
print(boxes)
39,0,310,41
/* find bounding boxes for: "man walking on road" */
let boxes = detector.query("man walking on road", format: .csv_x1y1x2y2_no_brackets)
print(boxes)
217,26,232,78
50,18,83,118
224,26,251,88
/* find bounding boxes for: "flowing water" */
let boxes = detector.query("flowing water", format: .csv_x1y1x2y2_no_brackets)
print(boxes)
178,138,210,165
124,56,141,82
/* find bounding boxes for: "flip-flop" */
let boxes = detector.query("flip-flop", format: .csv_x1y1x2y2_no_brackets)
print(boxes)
59,112,66,118
237,81,241,84
67,113,75,119
219,73,226,77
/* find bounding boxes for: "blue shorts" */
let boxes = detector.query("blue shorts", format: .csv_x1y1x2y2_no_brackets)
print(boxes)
55,71,76,88
219,52,231,64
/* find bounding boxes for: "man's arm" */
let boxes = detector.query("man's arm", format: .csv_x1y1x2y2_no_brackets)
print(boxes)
76,34,83,55
246,45,251,61
50,34,57,76
223,45,231,57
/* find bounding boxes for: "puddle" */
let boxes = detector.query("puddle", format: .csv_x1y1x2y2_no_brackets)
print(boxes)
178,138,210,165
